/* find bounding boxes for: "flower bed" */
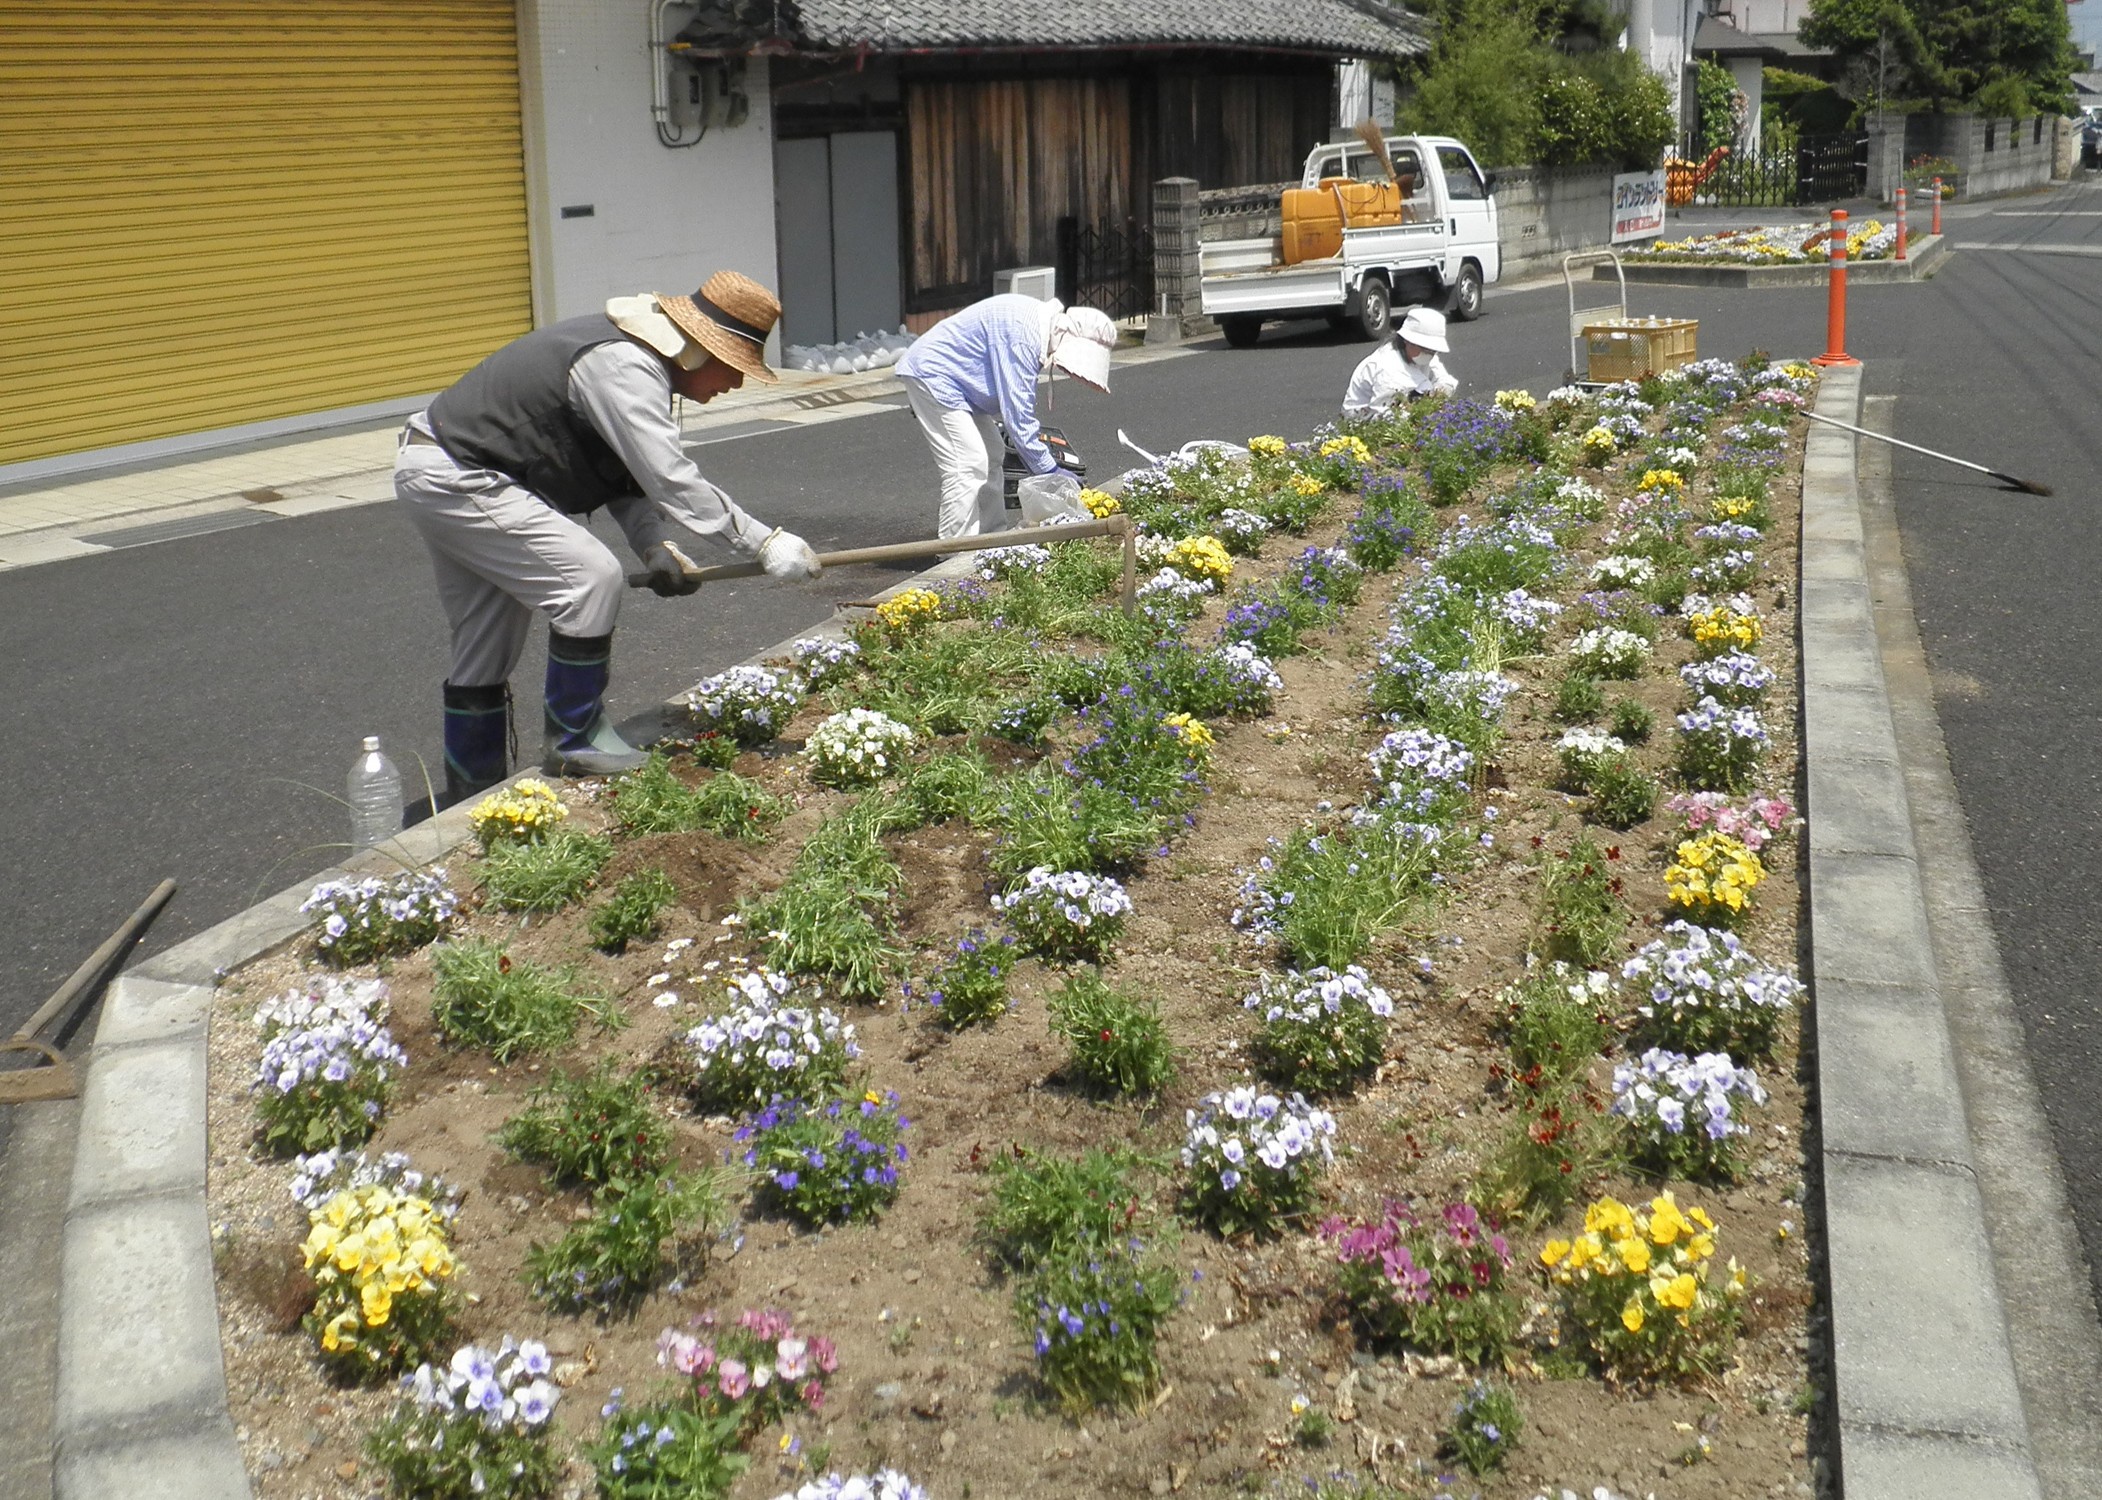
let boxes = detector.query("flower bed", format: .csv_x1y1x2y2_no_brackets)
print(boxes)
1628,222,1898,264
208,360,1820,1500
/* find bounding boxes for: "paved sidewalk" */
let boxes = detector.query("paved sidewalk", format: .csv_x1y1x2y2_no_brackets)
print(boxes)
0,337,1202,574
0,363,912,569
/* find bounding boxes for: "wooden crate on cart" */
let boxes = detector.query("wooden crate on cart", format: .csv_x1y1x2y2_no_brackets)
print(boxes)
1581,317,1699,383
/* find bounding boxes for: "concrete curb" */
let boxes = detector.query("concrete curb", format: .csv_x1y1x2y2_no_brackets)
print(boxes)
1602,234,1949,287
1800,366,2044,1499
48,556,977,1499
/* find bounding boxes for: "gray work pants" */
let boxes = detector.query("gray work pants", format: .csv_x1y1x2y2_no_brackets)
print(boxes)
393,435,625,687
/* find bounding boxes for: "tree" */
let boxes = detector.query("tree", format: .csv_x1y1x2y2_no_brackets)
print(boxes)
1800,0,2073,114
1399,0,1675,168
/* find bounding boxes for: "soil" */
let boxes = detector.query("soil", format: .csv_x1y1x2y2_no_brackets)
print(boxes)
207,411,1819,1500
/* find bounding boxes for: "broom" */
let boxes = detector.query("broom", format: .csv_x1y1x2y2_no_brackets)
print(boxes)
1354,118,1399,187
1800,410,2054,496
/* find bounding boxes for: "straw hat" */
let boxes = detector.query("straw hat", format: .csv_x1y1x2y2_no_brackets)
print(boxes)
657,270,782,384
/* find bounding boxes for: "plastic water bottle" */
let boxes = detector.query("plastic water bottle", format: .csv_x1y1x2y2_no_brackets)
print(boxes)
348,735,402,850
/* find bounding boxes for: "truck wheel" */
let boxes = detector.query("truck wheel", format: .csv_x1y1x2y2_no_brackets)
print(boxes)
1447,260,1484,322
1354,277,1392,340
1221,317,1262,349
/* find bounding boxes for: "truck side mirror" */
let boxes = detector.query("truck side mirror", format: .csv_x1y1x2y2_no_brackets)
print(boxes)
1481,172,1499,195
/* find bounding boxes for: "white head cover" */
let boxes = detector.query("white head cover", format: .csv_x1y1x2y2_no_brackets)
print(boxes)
1046,306,1117,392
606,294,711,370
1397,305,1450,354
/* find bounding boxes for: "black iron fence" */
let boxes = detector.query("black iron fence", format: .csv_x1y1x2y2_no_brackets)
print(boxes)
1055,216,1154,321
1700,132,1867,207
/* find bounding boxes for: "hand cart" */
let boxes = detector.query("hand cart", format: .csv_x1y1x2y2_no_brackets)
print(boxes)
1561,250,1700,386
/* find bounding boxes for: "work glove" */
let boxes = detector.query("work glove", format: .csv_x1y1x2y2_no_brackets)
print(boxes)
759,528,822,582
640,541,702,597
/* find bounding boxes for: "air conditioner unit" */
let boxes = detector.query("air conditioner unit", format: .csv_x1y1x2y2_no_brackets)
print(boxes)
994,265,1058,300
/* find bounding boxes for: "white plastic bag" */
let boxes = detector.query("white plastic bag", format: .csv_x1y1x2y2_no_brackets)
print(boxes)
1016,471,1086,526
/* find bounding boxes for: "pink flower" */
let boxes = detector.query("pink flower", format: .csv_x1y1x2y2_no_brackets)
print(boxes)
809,1336,839,1374
717,1359,749,1400
800,1378,826,1409
776,1337,810,1381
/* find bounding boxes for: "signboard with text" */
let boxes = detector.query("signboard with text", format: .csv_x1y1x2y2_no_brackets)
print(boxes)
1611,170,1667,243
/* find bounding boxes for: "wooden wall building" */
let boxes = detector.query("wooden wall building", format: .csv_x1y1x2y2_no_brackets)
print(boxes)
684,0,1426,333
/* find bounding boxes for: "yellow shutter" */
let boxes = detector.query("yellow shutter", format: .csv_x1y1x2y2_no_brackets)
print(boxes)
0,1,532,469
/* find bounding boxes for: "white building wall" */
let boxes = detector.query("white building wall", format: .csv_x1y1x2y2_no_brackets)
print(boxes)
515,0,779,351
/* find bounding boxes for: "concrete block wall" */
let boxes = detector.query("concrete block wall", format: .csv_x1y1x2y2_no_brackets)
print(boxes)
1491,165,1618,282
1891,112,2063,201
516,0,781,352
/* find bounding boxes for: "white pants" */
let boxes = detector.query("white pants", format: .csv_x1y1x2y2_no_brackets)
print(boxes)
899,375,1009,539
394,436,625,686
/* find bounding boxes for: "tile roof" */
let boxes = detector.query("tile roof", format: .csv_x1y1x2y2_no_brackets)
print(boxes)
682,0,1429,58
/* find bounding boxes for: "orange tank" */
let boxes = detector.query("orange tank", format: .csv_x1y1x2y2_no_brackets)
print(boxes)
1280,178,1409,265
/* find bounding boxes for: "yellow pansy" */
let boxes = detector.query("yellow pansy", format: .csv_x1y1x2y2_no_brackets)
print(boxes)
361,1279,393,1326
1617,1237,1652,1275
321,1308,359,1353
1249,435,1288,458
1648,1193,1689,1245
1586,1197,1635,1239
1621,1299,1645,1333
1686,1232,1715,1262
1541,1238,1572,1268
1286,474,1324,498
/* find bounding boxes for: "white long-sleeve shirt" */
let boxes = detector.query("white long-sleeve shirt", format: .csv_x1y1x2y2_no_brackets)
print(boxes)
1341,343,1457,418
406,338,770,558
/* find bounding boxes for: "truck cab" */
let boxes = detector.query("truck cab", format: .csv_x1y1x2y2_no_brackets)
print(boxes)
1200,134,1501,347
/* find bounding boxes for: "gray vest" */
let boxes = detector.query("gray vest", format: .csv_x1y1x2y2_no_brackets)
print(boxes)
428,315,646,516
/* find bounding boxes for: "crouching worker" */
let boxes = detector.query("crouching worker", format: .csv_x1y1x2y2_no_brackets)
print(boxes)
894,295,1117,538
1341,306,1458,419
395,271,822,801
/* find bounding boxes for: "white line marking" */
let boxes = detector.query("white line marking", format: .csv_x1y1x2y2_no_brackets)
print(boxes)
1955,242,2102,256
1990,211,2102,217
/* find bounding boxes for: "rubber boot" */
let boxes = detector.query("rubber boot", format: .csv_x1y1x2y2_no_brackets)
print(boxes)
442,680,512,806
543,629,649,777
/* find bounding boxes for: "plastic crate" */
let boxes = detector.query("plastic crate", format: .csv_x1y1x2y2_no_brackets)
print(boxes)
1582,318,1698,383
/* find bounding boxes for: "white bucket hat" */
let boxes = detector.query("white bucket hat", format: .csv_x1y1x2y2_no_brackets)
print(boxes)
1046,306,1117,392
1397,305,1450,353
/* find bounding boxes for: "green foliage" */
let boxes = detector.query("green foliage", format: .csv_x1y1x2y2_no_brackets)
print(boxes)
1018,1240,1183,1413
1244,814,1450,969
1608,698,1654,743
612,755,788,842
1500,964,1614,1081
589,869,677,952
497,1064,672,1188
1444,1380,1525,1475
1401,0,1550,166
1697,57,1741,153
367,1390,562,1500
585,1404,746,1500
430,942,611,1061
1403,0,1676,167
526,1171,725,1313
895,748,994,826
915,929,1015,1029
477,829,613,912
1481,1074,1607,1222
980,1146,1150,1270
1535,832,1630,967
741,1092,909,1226
985,769,1161,882
739,799,905,1000
1801,0,2075,114
1049,970,1176,1098
1589,757,1659,830
1555,673,1605,721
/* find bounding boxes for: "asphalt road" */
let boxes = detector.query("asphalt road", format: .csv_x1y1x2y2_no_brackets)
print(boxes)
5,185,2101,1318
